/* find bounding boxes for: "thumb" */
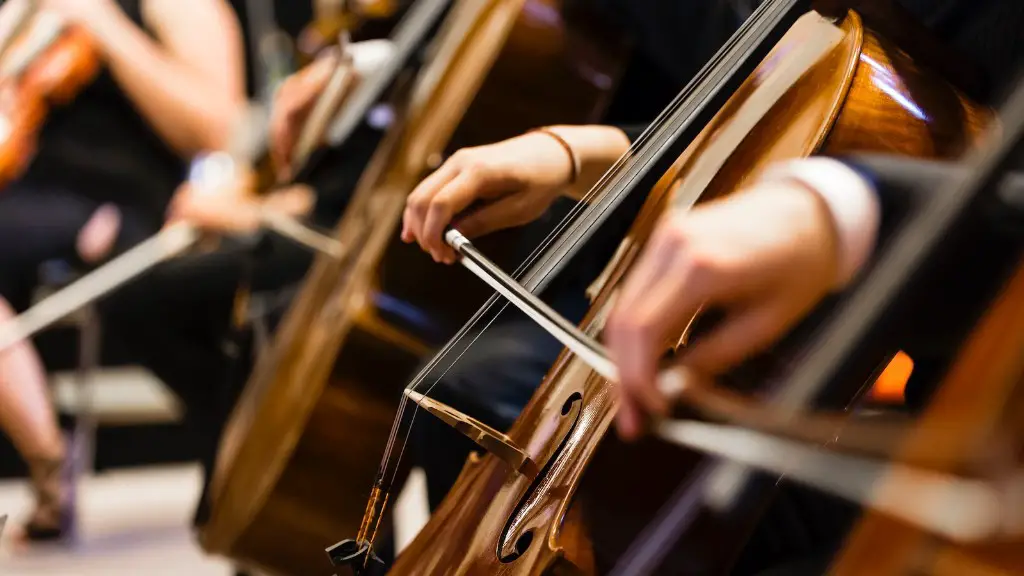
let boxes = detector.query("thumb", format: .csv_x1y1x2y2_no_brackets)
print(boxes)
679,302,791,377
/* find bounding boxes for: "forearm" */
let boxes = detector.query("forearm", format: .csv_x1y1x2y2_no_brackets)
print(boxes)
90,8,241,156
543,125,632,201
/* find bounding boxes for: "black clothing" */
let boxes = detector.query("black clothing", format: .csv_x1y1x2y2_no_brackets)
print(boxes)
12,0,184,227
0,0,186,299
0,185,159,311
843,155,1024,409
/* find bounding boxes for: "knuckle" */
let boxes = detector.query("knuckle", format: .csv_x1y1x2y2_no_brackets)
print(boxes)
406,194,427,214
450,149,473,165
663,222,692,246
427,197,451,217
686,246,726,282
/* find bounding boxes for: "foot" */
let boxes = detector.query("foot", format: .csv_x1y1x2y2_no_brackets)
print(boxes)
14,456,74,545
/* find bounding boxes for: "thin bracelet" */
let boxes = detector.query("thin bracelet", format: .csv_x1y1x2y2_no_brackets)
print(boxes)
530,127,581,185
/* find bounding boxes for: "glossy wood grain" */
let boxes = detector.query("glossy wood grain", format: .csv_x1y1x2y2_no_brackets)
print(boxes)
390,9,991,575
200,2,628,574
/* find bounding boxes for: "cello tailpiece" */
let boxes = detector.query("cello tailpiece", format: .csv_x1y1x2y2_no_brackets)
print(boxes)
326,539,386,576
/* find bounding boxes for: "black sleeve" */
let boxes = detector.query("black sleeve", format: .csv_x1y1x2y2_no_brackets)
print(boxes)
841,154,1024,243
838,153,1024,409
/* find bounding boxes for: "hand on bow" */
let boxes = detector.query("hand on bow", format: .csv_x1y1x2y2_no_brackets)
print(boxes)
401,131,583,264
165,172,262,233
167,176,316,235
605,181,842,440
270,49,341,181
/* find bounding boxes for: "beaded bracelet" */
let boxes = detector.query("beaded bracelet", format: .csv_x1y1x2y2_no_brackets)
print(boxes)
530,127,581,185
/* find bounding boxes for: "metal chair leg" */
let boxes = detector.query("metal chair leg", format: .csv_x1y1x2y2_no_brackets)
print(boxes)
67,304,101,539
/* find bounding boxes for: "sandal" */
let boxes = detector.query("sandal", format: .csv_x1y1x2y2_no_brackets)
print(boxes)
17,455,74,543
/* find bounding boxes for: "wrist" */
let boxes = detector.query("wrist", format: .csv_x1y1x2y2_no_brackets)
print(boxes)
541,125,631,200
529,127,580,185
758,157,880,288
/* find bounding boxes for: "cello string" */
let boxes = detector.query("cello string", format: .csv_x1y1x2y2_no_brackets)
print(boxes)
397,0,772,401
498,0,790,284
370,0,784,514
372,0,786,501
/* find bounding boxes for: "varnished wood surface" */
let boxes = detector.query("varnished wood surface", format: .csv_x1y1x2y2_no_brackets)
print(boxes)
389,9,990,575
200,1,629,574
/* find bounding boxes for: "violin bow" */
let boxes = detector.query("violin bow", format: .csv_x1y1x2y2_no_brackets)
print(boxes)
0,0,354,354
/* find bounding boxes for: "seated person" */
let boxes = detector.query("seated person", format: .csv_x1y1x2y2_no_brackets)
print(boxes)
397,0,1024,571
0,0,245,542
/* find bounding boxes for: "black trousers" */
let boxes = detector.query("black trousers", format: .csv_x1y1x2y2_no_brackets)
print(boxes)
0,183,314,525
0,184,159,309
101,233,315,525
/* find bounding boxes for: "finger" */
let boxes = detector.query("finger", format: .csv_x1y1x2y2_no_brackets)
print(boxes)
166,189,190,221
606,256,704,425
615,385,644,441
613,224,680,313
271,101,302,181
403,162,458,244
420,170,483,262
454,191,541,241
680,301,792,376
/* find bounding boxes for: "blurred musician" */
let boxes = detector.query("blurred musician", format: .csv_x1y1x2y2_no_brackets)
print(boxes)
400,0,747,516
112,38,395,535
0,0,245,543
399,0,1024,573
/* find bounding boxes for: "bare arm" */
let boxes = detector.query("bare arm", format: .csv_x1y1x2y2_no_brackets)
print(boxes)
541,125,632,201
84,0,245,156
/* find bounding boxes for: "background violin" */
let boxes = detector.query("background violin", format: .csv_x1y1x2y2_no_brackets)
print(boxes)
0,8,100,187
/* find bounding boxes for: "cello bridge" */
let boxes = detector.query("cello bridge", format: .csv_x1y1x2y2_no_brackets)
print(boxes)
405,389,539,479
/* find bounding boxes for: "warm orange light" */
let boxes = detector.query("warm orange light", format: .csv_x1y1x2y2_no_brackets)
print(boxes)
868,351,913,403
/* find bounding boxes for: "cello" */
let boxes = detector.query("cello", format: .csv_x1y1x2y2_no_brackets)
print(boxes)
649,70,1024,576
817,64,1024,576
201,1,629,574
339,0,995,573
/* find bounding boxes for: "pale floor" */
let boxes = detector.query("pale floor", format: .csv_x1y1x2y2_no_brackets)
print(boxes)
0,462,430,576
0,370,430,576
0,464,232,576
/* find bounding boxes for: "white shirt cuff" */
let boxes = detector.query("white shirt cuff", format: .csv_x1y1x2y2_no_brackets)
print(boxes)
759,157,881,288
349,39,394,77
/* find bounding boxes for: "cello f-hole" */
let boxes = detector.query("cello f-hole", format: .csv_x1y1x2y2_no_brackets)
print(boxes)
498,390,585,563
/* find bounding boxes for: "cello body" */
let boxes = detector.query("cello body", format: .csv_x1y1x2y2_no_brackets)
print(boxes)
389,8,988,575
201,1,628,574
